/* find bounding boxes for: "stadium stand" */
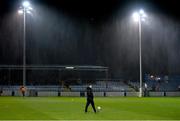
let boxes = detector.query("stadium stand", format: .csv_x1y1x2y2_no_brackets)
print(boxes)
144,75,180,91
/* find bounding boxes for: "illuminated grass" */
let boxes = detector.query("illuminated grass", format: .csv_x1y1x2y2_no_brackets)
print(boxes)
0,97,180,120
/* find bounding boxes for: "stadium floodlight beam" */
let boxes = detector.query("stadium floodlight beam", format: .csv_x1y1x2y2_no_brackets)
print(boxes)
65,67,75,69
18,9,24,14
18,0,33,86
22,1,30,8
132,9,147,97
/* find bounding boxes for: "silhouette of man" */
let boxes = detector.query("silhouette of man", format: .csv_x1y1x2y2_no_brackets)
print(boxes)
20,86,26,97
85,85,96,113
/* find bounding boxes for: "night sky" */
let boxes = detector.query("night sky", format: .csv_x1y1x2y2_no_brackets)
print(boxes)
0,0,180,79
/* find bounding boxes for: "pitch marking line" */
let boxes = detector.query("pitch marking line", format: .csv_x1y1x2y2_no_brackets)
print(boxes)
0,120,180,121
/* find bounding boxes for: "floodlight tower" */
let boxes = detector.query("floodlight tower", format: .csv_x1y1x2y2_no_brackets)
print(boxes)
18,1,33,86
132,9,147,97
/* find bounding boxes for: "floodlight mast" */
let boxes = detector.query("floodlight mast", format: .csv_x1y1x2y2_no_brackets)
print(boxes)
132,9,147,97
18,1,33,86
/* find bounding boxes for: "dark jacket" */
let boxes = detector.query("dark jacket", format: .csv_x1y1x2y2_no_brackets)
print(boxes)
86,87,94,101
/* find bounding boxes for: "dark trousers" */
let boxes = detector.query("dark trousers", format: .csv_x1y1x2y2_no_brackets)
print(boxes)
85,99,96,113
22,91,25,97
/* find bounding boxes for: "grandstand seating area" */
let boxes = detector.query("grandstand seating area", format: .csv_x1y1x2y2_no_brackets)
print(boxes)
1,74,180,96
0,80,135,92
145,75,180,91
127,75,180,92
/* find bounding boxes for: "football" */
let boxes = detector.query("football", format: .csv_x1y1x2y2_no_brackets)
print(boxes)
97,106,101,111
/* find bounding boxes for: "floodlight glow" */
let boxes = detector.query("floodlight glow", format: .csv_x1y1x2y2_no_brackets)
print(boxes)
22,1,30,8
142,13,147,18
150,75,154,78
139,9,144,15
28,7,33,10
26,10,31,14
141,18,145,22
157,77,161,80
132,9,147,22
132,12,139,22
65,67,74,69
18,9,23,14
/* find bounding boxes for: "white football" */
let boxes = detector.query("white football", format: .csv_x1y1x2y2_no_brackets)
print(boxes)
97,106,101,110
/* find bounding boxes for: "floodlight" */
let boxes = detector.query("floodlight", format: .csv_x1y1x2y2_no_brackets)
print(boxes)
22,1,30,8
18,9,23,14
132,12,139,22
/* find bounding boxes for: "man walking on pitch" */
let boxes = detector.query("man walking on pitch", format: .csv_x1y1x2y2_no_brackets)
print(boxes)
20,86,26,97
85,85,96,113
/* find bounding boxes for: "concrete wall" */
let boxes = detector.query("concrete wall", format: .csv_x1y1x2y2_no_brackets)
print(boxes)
166,92,180,96
38,91,58,97
126,92,139,97
61,92,80,97
1,90,180,97
1,90,12,96
106,92,124,97
93,92,104,97
149,92,164,97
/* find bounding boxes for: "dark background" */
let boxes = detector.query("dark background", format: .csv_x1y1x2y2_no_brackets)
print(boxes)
0,0,180,79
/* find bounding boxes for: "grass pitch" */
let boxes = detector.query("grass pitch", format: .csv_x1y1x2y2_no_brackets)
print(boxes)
0,97,180,120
